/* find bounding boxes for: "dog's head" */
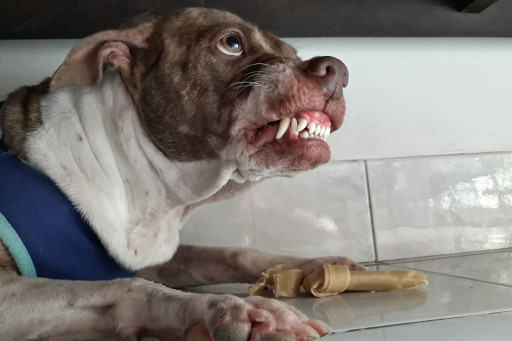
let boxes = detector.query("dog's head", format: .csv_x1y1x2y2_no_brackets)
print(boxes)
50,7,348,181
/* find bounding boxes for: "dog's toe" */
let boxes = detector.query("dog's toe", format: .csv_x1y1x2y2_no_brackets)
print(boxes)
252,328,296,341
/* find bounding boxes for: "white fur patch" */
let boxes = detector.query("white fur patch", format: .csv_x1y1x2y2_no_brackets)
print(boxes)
25,72,239,270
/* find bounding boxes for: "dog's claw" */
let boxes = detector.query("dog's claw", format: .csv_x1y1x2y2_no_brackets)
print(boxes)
292,323,321,340
306,320,332,336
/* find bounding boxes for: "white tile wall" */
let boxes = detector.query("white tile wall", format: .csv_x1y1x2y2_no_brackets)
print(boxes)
368,152,512,260
251,162,373,261
0,39,78,100
182,161,375,262
2,37,512,261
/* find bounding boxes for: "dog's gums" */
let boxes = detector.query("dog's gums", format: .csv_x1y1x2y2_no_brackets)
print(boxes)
248,111,332,147
275,111,331,140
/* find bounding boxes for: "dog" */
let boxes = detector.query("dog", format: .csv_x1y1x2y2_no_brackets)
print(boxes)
0,7,361,341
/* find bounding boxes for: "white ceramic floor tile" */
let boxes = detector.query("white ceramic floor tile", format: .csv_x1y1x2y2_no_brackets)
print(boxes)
367,153,512,260
186,264,512,333
252,161,374,262
323,311,512,341
389,250,512,286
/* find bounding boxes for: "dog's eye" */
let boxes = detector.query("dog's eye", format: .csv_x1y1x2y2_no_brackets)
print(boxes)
217,34,243,56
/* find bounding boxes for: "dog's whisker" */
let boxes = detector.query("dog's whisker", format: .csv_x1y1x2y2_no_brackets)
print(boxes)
238,71,265,84
243,71,265,78
233,82,263,88
233,83,265,97
230,83,263,93
237,62,270,74
227,80,262,90
257,75,282,82
234,80,263,85
227,73,280,96
227,68,278,94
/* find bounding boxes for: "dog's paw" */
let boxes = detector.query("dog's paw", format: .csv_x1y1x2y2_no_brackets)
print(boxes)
185,295,331,341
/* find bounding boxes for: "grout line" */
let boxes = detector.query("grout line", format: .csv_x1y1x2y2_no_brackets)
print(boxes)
381,247,512,264
248,190,257,248
331,149,512,164
381,262,512,289
363,160,379,262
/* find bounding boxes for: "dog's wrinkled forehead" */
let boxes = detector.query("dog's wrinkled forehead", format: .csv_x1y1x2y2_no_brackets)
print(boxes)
161,8,298,61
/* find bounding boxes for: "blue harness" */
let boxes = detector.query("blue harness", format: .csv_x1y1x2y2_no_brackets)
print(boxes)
0,141,135,280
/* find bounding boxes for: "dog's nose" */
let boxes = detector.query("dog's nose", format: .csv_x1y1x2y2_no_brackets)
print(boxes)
299,56,348,99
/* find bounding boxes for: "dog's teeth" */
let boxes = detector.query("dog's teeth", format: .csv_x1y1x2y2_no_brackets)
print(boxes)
307,123,316,135
300,131,310,139
276,117,291,139
291,117,299,135
275,115,331,141
297,118,308,132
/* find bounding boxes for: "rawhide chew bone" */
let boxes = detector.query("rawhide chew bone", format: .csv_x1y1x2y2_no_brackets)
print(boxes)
249,264,428,298
303,264,428,297
248,264,304,297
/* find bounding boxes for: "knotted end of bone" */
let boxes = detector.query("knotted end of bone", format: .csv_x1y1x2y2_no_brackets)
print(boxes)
248,264,304,297
302,264,351,298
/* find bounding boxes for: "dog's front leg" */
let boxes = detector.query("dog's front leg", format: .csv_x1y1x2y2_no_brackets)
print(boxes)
0,273,330,341
0,275,182,340
137,245,365,288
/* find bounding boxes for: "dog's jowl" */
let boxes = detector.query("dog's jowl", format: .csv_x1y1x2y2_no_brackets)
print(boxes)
0,7,361,341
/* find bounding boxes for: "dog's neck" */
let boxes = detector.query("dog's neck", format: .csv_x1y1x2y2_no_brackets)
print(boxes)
24,72,241,270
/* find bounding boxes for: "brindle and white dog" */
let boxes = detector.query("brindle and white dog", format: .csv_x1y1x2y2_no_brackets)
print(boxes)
0,7,361,341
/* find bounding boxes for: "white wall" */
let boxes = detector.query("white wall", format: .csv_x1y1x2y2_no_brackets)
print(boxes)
2,38,512,160
0,40,78,100
1,38,511,261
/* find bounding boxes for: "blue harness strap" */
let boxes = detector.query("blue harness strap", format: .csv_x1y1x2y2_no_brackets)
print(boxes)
0,149,136,280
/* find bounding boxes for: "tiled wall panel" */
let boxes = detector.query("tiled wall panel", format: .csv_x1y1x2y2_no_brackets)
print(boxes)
182,161,375,262
368,152,512,260
251,162,374,262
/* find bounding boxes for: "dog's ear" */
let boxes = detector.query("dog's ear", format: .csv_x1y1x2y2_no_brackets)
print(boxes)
50,22,158,91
